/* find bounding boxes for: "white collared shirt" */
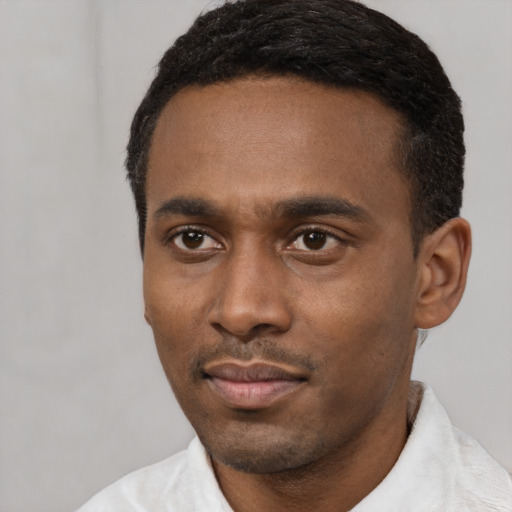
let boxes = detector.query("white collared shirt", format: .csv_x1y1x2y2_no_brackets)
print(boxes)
77,382,512,511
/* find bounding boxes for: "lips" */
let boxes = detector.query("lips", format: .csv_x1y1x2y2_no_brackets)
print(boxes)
203,361,307,409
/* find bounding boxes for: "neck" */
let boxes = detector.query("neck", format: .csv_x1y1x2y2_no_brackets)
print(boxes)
212,382,412,512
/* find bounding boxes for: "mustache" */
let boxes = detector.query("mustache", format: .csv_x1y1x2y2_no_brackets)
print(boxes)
191,336,318,379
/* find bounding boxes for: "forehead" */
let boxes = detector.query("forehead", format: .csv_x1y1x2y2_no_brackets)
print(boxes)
147,76,410,227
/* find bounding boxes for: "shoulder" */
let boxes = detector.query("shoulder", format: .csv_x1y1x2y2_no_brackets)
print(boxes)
354,382,512,512
450,425,512,511
76,437,231,512
76,444,191,512
415,382,512,511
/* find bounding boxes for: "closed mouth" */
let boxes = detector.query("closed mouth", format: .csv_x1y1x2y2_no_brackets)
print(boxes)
202,360,308,409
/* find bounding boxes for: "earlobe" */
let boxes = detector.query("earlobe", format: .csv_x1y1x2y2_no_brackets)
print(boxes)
414,218,472,329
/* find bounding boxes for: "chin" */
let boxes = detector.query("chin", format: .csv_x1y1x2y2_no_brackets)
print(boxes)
199,425,327,474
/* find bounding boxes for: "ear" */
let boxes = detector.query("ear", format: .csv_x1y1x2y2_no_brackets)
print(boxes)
414,217,472,329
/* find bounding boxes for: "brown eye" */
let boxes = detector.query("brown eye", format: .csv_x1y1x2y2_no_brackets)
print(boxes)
290,230,341,252
302,232,327,250
182,231,204,249
172,230,220,251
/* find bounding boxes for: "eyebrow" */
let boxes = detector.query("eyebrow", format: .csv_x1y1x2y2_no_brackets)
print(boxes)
153,195,371,223
276,196,371,223
154,197,219,219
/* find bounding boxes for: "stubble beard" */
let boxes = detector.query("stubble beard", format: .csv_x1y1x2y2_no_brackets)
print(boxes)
171,336,329,474
198,420,330,475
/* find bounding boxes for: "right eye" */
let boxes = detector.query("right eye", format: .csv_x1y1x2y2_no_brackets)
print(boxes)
171,229,221,251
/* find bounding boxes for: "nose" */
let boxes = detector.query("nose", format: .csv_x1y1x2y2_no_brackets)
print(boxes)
207,246,292,340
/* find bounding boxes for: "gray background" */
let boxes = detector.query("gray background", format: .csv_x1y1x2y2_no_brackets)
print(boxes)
0,1,511,511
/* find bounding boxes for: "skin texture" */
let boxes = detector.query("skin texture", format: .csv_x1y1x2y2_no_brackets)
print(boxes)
143,76,471,512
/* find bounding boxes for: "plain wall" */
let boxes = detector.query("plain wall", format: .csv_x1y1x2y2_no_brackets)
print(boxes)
0,1,510,511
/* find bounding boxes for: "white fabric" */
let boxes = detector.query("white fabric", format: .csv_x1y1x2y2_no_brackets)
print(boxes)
77,382,512,511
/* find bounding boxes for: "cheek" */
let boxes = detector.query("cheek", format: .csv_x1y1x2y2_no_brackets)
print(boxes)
297,260,416,379
143,265,204,374
295,280,415,432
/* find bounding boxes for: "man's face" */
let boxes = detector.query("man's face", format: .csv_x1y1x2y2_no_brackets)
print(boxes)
143,76,420,473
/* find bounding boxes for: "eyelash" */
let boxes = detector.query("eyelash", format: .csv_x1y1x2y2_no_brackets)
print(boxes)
289,226,347,248
165,225,213,245
168,225,209,238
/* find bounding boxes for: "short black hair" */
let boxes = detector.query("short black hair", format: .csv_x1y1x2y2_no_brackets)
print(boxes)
126,0,464,254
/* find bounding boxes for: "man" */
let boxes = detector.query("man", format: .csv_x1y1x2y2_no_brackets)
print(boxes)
77,0,512,510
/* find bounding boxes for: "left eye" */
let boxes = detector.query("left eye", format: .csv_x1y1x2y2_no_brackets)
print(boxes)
172,230,220,251
291,231,340,251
